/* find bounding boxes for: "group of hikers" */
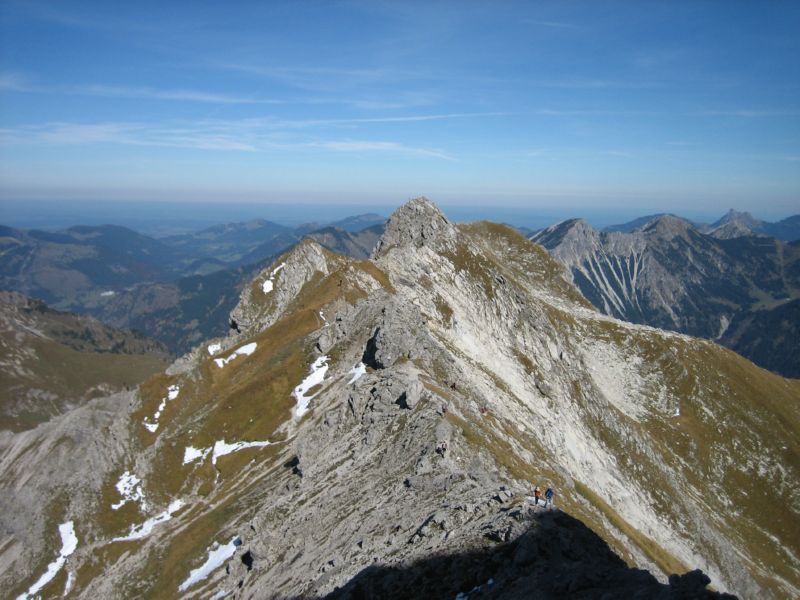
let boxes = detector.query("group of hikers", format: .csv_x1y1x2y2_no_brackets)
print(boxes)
532,485,555,509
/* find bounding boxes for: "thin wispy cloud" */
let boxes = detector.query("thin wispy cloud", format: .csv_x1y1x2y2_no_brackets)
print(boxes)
13,1,102,29
0,121,259,151
302,112,509,126
698,109,800,118
310,140,454,160
0,119,455,159
69,84,283,105
0,75,283,105
525,147,636,159
221,63,395,81
529,79,659,90
525,20,577,29
0,72,29,92
183,112,510,132
215,62,418,93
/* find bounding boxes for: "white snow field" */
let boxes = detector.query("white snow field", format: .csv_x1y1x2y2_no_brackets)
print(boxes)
111,471,147,511
293,355,329,417
142,384,180,433
112,500,184,542
182,440,272,466
214,342,257,368
211,440,272,465
347,362,366,385
262,262,286,294
183,446,211,465
16,521,78,600
178,536,241,592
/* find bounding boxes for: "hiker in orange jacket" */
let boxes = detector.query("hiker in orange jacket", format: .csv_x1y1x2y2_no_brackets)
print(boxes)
533,485,542,505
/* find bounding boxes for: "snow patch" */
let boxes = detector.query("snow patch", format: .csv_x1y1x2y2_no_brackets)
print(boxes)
207,343,222,356
142,384,180,433
347,362,366,385
111,471,147,511
293,355,329,418
716,315,731,340
261,262,286,294
212,440,271,465
183,439,272,466
100,290,115,297
214,342,257,368
112,500,184,542
64,570,75,595
178,536,241,592
16,521,78,600
183,446,211,465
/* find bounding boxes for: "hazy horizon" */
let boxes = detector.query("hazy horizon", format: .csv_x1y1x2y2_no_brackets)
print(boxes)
1,197,794,237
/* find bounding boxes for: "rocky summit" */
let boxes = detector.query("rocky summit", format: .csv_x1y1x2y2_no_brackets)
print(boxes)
2,198,798,599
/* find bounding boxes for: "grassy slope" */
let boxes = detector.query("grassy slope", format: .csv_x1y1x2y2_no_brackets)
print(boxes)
0,333,166,431
437,222,799,595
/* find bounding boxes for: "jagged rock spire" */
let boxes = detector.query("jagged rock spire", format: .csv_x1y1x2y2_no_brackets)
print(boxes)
371,197,455,258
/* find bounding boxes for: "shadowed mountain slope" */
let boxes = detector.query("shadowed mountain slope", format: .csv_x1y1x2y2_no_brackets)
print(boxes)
324,511,734,600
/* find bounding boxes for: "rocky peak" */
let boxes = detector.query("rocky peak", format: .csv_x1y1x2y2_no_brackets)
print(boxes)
371,197,456,258
714,209,761,229
708,210,764,239
708,220,762,240
230,239,339,336
641,214,695,241
531,218,600,263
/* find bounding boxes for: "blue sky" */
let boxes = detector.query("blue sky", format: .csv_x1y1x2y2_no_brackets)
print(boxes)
0,0,798,220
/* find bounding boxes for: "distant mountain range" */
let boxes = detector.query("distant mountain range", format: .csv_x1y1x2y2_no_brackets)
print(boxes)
3,207,798,374
0,216,387,355
604,209,800,241
532,212,800,377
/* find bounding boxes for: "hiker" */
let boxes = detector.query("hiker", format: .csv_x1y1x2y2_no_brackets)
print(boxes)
544,486,554,508
230,318,241,333
533,485,542,505
435,441,448,457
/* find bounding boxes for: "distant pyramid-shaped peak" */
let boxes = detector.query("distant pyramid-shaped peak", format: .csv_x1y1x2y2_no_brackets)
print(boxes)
641,214,695,239
713,209,760,228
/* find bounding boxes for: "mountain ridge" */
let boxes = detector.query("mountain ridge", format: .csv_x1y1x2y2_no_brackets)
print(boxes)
1,199,797,599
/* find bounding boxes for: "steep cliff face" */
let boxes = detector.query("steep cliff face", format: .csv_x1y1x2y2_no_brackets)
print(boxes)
532,216,800,377
2,199,797,600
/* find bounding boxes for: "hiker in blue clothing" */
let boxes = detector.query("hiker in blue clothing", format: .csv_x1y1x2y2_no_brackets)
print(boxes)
544,486,554,508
